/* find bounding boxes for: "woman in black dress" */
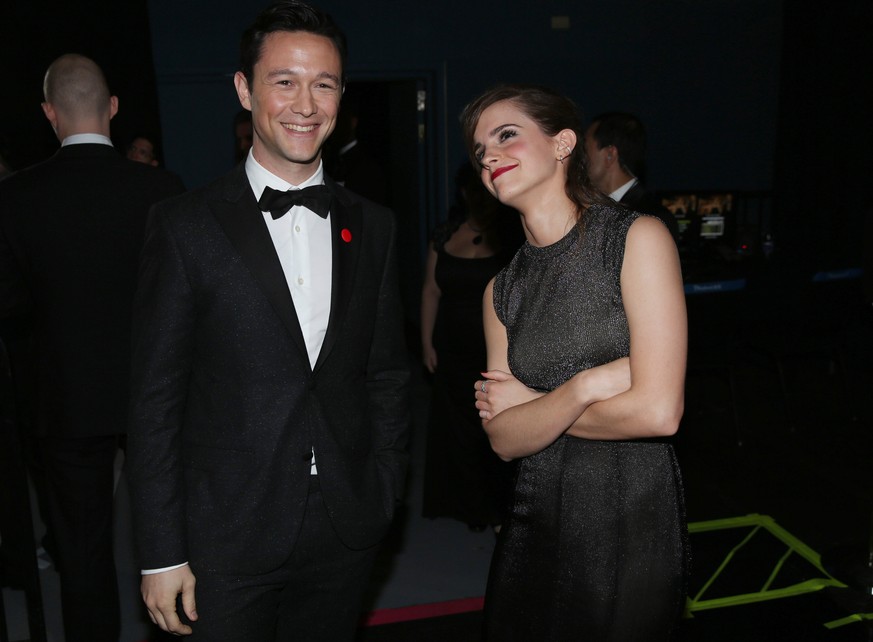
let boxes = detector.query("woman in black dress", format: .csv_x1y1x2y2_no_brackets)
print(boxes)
420,165,521,530
465,85,688,640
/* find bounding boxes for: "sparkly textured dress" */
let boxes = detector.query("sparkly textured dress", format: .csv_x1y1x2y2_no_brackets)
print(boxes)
483,205,688,641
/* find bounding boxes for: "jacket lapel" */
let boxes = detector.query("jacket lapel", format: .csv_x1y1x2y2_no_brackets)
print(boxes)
210,166,309,360
314,177,362,373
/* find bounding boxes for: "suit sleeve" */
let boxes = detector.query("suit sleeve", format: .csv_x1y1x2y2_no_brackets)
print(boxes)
126,204,195,569
366,212,411,506
0,193,32,341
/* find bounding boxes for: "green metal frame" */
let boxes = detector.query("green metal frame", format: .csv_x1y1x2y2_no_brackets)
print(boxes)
684,514,869,629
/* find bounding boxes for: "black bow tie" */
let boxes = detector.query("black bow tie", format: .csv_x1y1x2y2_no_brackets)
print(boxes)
258,184,332,219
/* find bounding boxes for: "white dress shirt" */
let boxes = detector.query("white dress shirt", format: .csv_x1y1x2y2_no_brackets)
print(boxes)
247,152,331,477
245,153,333,369
609,177,638,202
61,133,113,147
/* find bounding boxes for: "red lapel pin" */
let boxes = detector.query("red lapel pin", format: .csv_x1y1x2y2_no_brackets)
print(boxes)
341,228,352,243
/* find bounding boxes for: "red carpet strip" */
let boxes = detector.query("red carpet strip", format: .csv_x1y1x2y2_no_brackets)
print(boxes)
360,596,485,627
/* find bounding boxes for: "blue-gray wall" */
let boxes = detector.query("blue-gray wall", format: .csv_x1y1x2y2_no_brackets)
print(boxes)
149,0,783,202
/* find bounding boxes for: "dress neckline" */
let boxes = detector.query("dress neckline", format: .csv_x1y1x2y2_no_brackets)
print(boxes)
519,204,612,262
521,225,580,262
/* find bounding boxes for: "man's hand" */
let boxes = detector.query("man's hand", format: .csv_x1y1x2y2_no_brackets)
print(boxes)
141,565,197,635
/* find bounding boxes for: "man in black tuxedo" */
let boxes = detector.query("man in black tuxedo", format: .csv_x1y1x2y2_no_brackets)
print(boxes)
126,2,411,640
0,54,184,641
585,112,679,242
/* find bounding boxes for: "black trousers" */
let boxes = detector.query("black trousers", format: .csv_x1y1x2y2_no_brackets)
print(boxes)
40,434,121,642
179,477,380,641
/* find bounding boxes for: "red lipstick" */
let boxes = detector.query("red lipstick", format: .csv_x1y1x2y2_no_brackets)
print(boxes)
491,164,517,181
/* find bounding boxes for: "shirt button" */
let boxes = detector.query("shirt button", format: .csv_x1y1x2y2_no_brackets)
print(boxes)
295,225,301,232
302,451,313,461
297,277,304,285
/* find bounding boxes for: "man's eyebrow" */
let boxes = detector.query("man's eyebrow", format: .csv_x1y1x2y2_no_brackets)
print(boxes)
264,69,340,84
265,68,297,78
315,71,341,84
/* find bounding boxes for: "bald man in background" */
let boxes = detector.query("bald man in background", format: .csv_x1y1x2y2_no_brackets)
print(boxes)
0,54,184,641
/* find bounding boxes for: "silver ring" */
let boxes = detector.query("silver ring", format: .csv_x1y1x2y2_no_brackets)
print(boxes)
481,381,487,393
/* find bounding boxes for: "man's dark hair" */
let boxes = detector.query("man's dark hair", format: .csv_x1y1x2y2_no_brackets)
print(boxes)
589,112,647,180
239,1,348,88
127,133,161,164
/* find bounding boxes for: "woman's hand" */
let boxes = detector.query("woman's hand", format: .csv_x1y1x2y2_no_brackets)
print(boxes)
422,345,438,374
474,370,542,423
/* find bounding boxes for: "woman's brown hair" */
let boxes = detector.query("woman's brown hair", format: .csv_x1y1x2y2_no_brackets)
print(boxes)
460,84,609,221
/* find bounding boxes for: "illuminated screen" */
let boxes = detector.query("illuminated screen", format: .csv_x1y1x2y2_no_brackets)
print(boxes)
660,192,734,241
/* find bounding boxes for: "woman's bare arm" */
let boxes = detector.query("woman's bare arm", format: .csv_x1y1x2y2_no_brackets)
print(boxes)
475,280,631,460
474,217,686,458
566,217,687,439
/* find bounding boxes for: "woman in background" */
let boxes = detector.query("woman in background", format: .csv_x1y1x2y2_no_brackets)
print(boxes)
465,84,688,640
420,164,522,531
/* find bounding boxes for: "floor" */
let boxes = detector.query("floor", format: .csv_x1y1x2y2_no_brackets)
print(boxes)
3,305,873,641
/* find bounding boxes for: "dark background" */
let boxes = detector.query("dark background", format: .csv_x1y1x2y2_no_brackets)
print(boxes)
1,1,871,309
2,5,872,638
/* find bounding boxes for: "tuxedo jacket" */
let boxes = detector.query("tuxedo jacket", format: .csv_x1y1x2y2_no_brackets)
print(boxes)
620,182,680,243
0,143,185,437
126,164,411,575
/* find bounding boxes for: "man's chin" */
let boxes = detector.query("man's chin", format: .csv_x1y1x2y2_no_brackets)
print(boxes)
281,151,322,167
262,153,322,175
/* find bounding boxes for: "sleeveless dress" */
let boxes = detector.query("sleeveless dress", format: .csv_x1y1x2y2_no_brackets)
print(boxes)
483,204,688,641
422,223,515,526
